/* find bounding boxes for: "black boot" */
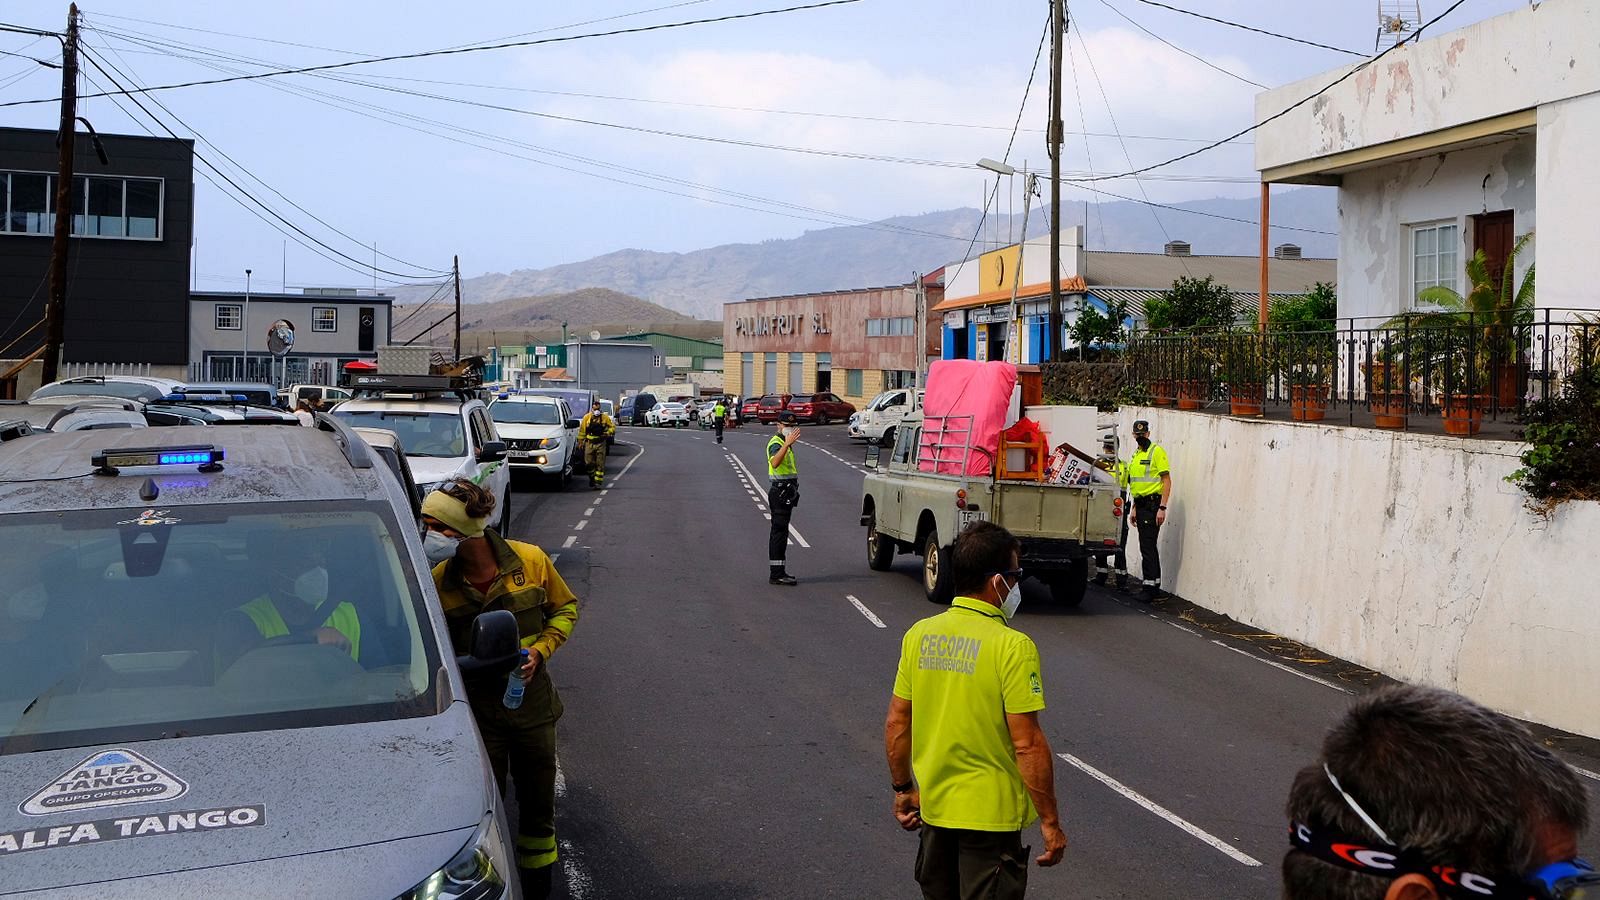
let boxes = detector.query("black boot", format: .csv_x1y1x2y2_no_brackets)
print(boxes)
769,568,797,586
1139,583,1162,603
520,864,554,900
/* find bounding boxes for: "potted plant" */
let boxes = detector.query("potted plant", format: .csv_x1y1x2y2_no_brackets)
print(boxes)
1269,284,1338,423
1225,329,1267,416
1414,231,1536,413
1441,344,1492,436
1289,366,1330,421
1364,344,1409,429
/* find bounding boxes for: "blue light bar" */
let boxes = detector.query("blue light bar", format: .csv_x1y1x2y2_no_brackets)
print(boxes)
92,444,225,471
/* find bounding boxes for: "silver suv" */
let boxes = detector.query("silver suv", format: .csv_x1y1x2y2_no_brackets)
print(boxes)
0,420,520,897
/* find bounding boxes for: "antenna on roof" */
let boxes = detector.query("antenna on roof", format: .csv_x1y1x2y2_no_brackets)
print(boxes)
1376,0,1422,50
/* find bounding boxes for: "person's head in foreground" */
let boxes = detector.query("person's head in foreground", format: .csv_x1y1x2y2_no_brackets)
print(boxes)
1283,684,1595,900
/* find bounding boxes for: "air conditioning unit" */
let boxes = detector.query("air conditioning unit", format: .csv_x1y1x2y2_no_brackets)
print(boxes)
1274,243,1303,260
1163,240,1191,257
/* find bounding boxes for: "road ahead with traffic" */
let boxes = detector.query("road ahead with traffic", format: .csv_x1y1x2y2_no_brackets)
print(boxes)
506,420,1600,900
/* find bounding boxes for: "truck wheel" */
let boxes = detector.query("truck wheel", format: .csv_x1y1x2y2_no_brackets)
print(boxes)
1046,559,1089,607
867,518,896,571
880,426,897,448
922,531,953,604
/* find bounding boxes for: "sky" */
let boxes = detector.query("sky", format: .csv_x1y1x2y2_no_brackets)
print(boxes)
0,0,1529,292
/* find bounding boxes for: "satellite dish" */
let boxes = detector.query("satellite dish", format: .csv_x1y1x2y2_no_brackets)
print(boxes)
267,319,296,358
589,330,601,341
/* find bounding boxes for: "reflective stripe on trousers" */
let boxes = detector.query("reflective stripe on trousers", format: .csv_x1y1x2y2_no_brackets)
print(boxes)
517,833,558,870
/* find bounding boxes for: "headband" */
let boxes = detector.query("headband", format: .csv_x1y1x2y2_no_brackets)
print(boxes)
422,489,488,538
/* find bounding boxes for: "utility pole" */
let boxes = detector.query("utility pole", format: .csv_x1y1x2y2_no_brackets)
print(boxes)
1047,0,1066,362
452,255,462,359
41,4,80,385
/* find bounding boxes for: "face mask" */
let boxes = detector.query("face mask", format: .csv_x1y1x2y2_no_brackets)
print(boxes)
423,530,463,564
997,575,1023,620
292,566,329,606
1136,436,1151,450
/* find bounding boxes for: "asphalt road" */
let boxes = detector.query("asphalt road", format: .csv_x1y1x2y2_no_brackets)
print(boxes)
502,420,1600,900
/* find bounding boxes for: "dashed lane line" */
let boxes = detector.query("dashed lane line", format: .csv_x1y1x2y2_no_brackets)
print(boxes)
574,519,588,531
562,536,577,548
725,448,810,548
1056,752,1263,868
845,594,886,628
583,507,595,516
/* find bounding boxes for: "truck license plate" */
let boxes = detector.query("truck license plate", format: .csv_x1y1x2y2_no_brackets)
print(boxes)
959,508,986,528
509,450,530,459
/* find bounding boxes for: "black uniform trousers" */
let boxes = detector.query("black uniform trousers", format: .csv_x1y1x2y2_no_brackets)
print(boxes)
469,671,563,898
768,480,796,570
914,824,1029,900
714,416,725,442
1132,493,1163,583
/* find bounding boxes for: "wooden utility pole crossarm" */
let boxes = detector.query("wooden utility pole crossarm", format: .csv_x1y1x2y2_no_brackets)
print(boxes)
41,4,79,386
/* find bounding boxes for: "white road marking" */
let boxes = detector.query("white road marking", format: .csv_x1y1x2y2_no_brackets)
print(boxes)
1573,765,1600,783
549,553,561,563
1166,621,1199,636
583,507,595,516
845,594,886,628
553,760,593,900
763,513,772,520
574,520,588,531
592,496,603,505
600,489,609,496
788,524,811,548
1209,640,1353,695
562,536,577,548
1056,752,1263,867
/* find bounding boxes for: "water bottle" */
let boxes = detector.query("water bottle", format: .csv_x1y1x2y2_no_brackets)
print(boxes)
502,649,529,710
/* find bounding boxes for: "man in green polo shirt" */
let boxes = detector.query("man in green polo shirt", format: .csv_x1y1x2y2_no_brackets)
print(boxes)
884,521,1066,900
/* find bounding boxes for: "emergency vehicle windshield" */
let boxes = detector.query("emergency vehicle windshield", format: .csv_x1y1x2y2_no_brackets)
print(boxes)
332,410,466,458
0,503,440,754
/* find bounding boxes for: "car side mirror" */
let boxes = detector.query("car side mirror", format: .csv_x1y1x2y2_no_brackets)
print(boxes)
477,440,507,463
864,444,881,469
455,610,521,680
565,418,580,429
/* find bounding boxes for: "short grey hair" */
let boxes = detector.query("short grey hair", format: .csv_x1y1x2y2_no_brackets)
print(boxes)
1283,684,1590,900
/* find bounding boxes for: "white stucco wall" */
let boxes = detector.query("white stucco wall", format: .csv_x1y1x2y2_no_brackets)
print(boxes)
1535,94,1600,314
1255,1,1600,172
1118,407,1600,739
1336,135,1536,320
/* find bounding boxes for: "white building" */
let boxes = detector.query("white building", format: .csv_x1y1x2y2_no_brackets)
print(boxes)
1255,1,1599,320
189,288,392,385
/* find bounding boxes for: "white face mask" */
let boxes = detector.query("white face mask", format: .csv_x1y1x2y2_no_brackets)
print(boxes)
423,529,463,564
292,566,329,606
997,575,1023,620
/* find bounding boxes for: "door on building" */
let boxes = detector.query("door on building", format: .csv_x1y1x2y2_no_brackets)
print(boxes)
816,353,832,392
949,326,969,359
985,323,1006,362
1473,211,1515,294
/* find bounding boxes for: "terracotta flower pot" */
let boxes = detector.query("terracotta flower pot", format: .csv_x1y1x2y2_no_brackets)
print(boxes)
1151,379,1174,407
1443,393,1486,436
1176,379,1203,411
1290,384,1329,422
1229,383,1265,417
1493,361,1527,411
1369,390,1408,429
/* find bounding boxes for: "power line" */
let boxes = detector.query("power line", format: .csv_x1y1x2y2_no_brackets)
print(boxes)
1004,13,1051,164
1093,0,1267,90
1063,0,1470,183
1130,0,1366,56
0,0,866,110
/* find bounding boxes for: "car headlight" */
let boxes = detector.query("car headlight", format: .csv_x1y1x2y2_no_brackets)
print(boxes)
537,437,561,450
396,812,509,900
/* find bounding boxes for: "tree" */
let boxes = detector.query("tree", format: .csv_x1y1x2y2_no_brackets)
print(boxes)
1069,297,1130,350
1268,281,1337,333
1145,275,1235,332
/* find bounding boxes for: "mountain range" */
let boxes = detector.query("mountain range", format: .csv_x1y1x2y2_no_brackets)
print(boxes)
396,189,1336,321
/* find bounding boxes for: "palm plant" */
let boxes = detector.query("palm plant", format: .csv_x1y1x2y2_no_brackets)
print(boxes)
1410,231,1536,360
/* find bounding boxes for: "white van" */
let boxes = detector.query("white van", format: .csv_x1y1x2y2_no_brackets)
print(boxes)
850,388,924,446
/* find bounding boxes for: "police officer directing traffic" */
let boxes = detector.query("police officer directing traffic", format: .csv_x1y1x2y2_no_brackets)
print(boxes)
712,397,728,444
766,410,801,586
422,478,580,900
884,521,1066,900
1126,419,1173,602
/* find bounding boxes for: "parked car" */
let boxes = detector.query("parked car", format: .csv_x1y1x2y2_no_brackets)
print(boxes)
618,396,637,423
43,401,148,432
28,375,183,406
279,383,354,410
852,388,924,446
740,396,762,423
646,402,690,428
599,399,614,418
489,395,578,489
786,392,855,425
630,392,658,425
755,393,794,423
180,382,279,408
332,379,513,533
143,393,302,426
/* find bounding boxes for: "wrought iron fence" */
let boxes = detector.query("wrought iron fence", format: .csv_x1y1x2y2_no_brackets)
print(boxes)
1127,309,1600,435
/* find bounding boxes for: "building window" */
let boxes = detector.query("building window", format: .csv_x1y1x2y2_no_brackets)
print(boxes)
741,352,753,392
652,354,664,368
846,369,863,397
1411,221,1459,306
215,304,242,330
883,370,915,389
788,354,804,393
312,307,338,332
867,316,915,337
0,171,162,239
764,352,777,391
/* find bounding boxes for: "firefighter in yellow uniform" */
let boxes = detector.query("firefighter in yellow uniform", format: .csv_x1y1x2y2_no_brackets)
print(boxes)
422,479,579,900
1125,420,1172,602
578,406,615,489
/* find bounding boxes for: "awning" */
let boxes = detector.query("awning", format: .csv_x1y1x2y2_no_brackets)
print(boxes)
541,367,575,382
931,276,1088,313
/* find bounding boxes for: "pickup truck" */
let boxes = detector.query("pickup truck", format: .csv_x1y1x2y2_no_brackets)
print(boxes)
860,411,1123,607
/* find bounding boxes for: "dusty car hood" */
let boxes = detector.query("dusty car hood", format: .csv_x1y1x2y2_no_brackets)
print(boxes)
1,703,489,896
495,423,566,442
406,455,475,486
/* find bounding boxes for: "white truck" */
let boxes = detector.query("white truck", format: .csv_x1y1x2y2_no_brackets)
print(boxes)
860,410,1124,607
850,388,923,446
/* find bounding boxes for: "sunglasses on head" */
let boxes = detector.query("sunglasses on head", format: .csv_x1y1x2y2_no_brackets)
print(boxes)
1289,765,1600,900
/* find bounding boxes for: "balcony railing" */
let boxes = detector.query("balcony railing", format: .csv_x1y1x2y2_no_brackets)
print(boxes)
1125,310,1600,436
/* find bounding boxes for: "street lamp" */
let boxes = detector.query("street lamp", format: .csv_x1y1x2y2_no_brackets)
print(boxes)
243,268,252,382
976,158,1015,176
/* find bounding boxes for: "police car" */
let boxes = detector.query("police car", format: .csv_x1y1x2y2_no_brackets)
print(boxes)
0,419,521,897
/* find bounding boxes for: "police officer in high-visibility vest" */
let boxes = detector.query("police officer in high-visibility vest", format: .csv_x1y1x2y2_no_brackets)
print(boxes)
214,540,362,672
766,410,801,586
1126,420,1173,602
423,478,580,900
712,398,728,444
